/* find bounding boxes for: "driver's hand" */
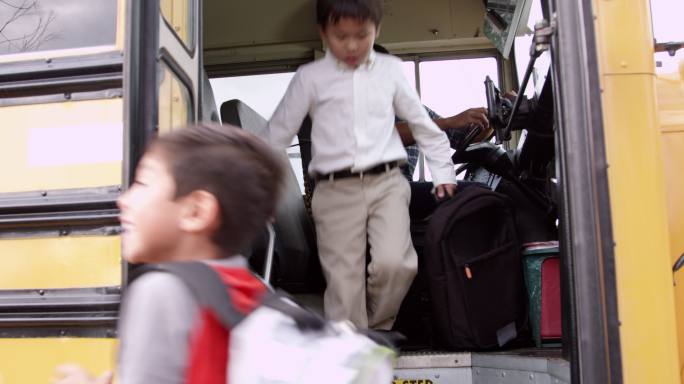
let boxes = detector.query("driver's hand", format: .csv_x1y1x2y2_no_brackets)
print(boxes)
435,184,456,201
449,108,489,130
503,90,517,101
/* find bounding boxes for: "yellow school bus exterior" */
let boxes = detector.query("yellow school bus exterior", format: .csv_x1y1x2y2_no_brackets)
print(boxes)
0,0,201,382
550,0,683,382
585,0,683,381
0,0,683,383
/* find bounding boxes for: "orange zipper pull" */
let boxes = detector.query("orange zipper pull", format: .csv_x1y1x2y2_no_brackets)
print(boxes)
464,265,473,279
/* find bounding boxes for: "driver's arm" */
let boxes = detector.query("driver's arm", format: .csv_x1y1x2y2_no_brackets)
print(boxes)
396,108,490,146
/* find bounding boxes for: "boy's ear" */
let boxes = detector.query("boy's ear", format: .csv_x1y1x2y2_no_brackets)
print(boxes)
318,26,329,46
178,190,221,235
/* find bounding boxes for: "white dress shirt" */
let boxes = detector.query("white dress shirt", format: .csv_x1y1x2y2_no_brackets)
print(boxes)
269,50,456,186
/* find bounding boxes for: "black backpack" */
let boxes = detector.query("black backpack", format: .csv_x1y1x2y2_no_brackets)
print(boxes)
424,183,527,350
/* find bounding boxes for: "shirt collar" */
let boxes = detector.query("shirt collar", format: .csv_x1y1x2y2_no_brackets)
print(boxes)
326,49,377,71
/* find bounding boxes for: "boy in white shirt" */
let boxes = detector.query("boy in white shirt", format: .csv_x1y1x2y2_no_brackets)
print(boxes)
269,0,457,330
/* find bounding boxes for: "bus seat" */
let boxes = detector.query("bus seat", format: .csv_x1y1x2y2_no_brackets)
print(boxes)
219,99,323,293
200,69,220,123
220,99,269,138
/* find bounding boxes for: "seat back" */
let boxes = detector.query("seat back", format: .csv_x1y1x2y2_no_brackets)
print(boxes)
220,99,323,293
200,69,220,123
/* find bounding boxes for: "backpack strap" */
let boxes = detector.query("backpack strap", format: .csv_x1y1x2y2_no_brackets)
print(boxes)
130,262,247,328
130,262,327,331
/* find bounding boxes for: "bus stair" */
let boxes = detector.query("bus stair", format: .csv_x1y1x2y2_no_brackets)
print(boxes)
292,292,569,383
394,349,569,384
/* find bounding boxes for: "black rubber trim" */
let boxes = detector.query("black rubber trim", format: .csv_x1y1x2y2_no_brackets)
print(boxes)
551,0,623,382
0,287,120,338
0,186,120,215
0,54,123,84
124,0,160,187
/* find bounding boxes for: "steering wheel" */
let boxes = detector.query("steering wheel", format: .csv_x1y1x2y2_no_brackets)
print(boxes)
484,76,513,143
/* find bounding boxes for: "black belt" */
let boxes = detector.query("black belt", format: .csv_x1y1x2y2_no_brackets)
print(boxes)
315,161,399,181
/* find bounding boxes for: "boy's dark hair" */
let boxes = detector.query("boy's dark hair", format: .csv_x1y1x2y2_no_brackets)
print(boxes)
150,123,284,256
317,0,383,29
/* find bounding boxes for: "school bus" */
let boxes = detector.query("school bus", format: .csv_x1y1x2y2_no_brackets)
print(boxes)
0,0,682,383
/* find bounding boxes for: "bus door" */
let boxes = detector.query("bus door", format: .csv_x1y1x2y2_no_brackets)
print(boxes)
0,1,126,381
126,0,201,155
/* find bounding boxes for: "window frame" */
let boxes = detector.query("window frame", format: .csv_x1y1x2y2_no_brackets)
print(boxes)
159,0,197,57
158,52,196,133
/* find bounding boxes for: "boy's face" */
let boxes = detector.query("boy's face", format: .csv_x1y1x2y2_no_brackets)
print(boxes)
320,17,379,68
117,151,183,264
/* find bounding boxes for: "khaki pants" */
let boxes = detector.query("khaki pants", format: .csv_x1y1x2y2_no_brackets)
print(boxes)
312,167,417,330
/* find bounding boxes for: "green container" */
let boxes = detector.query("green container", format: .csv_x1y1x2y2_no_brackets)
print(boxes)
522,242,560,348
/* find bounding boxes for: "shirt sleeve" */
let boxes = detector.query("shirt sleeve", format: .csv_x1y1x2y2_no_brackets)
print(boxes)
268,68,313,149
117,273,199,384
391,61,457,186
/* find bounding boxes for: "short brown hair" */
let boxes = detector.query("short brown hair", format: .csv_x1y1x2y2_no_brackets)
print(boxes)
149,123,284,256
317,0,383,29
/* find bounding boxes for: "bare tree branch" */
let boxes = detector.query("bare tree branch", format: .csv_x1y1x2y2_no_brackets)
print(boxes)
0,0,56,53
0,0,34,10
0,0,37,35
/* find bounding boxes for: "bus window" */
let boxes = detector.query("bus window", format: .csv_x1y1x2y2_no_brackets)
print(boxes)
210,72,295,119
651,0,684,75
0,0,120,60
160,0,196,52
411,56,500,181
210,72,305,193
419,57,500,117
401,61,417,90
512,0,548,99
158,61,193,134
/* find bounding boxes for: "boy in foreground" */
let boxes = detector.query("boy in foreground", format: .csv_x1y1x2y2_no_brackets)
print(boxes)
52,124,283,384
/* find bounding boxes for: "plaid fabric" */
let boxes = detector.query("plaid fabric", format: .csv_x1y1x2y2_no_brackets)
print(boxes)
400,107,442,181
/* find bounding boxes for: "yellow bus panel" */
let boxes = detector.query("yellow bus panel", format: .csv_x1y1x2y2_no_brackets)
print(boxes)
0,99,123,194
594,0,681,380
0,338,116,384
0,236,121,290
601,74,680,384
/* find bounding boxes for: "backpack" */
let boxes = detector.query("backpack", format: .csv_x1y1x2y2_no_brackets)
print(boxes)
424,183,528,350
139,262,395,384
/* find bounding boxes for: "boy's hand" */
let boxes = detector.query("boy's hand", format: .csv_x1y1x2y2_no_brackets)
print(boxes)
51,364,113,384
435,184,456,200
